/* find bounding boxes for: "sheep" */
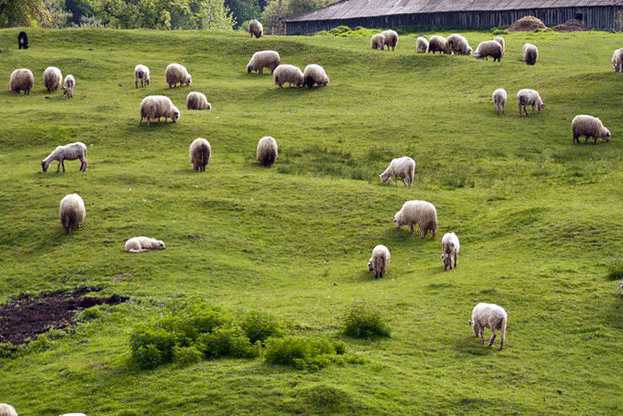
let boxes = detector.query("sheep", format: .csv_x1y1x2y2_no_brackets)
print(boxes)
18,31,29,49
134,64,150,88
248,19,263,38
447,34,472,55
494,36,505,57
189,138,211,172
379,156,416,187
370,33,385,50
571,115,611,144
416,36,428,53
186,91,212,110
139,95,180,126
492,88,507,115
0,403,18,416
273,64,304,88
63,74,75,98
474,40,503,61
393,200,437,239
381,29,398,51
303,64,329,89
59,193,86,234
441,232,460,271
165,63,192,88
124,236,165,253
59,414,87,416
256,136,278,167
428,35,449,54
247,50,281,74
43,66,62,93
41,142,88,173
517,88,544,116
9,68,34,95
619,281,623,295
523,43,538,65
368,245,390,278
469,303,507,350
611,48,623,72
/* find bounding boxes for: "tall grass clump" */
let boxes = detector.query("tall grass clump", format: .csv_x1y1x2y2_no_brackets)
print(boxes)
606,258,623,280
342,302,390,339
264,336,345,371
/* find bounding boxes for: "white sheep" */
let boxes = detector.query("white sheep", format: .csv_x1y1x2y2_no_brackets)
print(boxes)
247,50,281,74
139,95,180,126
368,244,390,278
469,303,507,350
494,36,505,56
393,200,437,238
59,193,86,234
248,19,263,38
0,403,18,416
441,232,460,271
165,63,192,88
492,88,507,115
611,48,623,72
517,88,544,116
370,33,385,50
41,141,88,172
428,35,449,54
303,64,329,88
619,281,623,295
124,236,165,253
43,66,62,93
416,36,428,53
379,156,416,187
571,115,611,144
59,414,87,416
523,43,538,65
381,29,398,51
256,136,278,167
63,74,75,98
447,34,472,55
9,68,34,95
189,138,211,172
474,40,503,61
273,64,304,88
134,64,150,88
186,91,212,110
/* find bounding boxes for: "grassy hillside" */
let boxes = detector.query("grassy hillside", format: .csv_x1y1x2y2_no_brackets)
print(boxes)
1,27,623,415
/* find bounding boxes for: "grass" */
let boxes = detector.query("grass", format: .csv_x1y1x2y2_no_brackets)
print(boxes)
1,27,623,415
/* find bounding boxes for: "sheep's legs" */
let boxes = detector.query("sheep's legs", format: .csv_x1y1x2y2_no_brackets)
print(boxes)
488,328,497,347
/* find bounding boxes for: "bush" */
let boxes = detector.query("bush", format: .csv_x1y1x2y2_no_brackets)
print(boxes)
173,345,203,366
342,302,390,339
241,311,283,344
195,325,260,359
265,336,340,371
607,258,623,280
129,328,180,370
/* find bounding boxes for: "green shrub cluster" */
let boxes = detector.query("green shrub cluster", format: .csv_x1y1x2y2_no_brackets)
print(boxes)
607,258,623,280
265,336,348,372
342,302,391,339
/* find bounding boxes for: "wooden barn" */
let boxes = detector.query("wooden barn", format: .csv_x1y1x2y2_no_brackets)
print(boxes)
285,0,623,34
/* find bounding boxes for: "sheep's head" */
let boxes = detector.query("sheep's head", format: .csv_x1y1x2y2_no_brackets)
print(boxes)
41,160,49,172
185,76,192,86
247,64,253,73
379,173,391,183
368,260,373,271
603,128,611,141
155,240,165,250
171,111,180,123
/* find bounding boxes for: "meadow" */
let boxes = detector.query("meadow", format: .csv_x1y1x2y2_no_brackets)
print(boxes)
0,26,623,415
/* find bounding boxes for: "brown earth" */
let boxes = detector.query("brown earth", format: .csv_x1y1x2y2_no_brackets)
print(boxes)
508,15,547,32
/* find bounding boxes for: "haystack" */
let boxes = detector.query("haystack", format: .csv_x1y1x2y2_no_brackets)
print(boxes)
553,19,589,32
508,16,547,32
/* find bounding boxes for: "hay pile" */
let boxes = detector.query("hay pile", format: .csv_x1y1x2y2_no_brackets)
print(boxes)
553,19,589,32
508,16,547,32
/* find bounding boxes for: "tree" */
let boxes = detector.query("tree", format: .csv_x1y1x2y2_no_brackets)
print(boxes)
261,0,334,34
0,0,51,27
224,0,260,29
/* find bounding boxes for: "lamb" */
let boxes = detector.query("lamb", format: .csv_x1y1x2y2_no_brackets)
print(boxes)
368,245,390,278
492,88,507,115
571,115,611,144
139,95,180,126
469,303,507,350
441,232,460,271
474,40,503,61
256,136,278,167
43,66,62,92
611,48,623,72
248,19,263,38
447,34,472,55
523,43,538,65
370,33,385,50
379,156,416,187
189,138,211,172
186,91,212,110
18,31,29,49
9,68,34,95
165,63,192,88
428,35,449,54
517,88,544,116
0,403,18,416
124,236,165,253
247,50,281,74
381,29,398,51
273,64,304,88
416,36,428,53
134,64,150,88
59,193,86,234
63,74,75,98
303,64,329,88
494,36,505,56
393,200,437,238
41,142,88,172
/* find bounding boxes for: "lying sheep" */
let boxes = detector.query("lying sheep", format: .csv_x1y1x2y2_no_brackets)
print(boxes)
381,29,398,51
571,115,611,144
303,64,329,88
165,63,192,88
256,136,278,167
494,36,505,56
416,36,429,53
9,68,34,95
492,88,507,115
247,50,281,74
59,193,86,234
523,43,538,65
474,40,503,61
189,138,211,172
273,64,304,88
186,91,212,110
18,31,29,49
517,88,544,116
41,142,88,172
0,403,18,416
379,156,416,187
611,48,623,72
469,303,507,350
134,64,150,88
368,245,390,278
139,95,180,125
447,34,472,55
43,66,63,93
63,74,75,98
124,236,165,253
248,19,263,38
428,35,449,54
370,33,385,50
441,232,460,271
393,200,437,238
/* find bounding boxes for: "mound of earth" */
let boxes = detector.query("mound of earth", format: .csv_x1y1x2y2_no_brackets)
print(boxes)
508,15,547,32
553,19,589,32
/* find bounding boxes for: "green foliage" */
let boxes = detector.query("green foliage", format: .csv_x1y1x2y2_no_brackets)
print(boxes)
129,327,180,369
265,336,343,371
342,302,390,339
173,345,203,366
240,310,283,344
195,325,260,359
607,258,623,280
261,0,336,33
0,0,50,27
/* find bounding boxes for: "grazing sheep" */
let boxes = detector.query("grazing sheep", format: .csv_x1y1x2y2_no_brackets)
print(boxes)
256,136,278,167
134,64,150,88
619,281,623,295
393,200,437,238
523,43,538,65
63,74,75,98
189,138,211,172
165,63,192,88
379,156,416,187
59,193,86,234
18,31,29,49
416,36,429,53
0,403,18,416
494,36,505,56
186,91,212,110
611,48,623,72
474,40,503,61
41,142,88,173
368,245,390,278
303,64,329,88
124,236,165,253
139,95,180,125
9,68,34,95
441,232,460,271
428,35,449,54
447,34,472,55
273,64,304,88
571,115,611,144
381,29,398,51
517,88,544,116
492,88,507,115
43,66,62,92
469,303,507,350
370,33,385,50
248,19,263,38
247,50,281,74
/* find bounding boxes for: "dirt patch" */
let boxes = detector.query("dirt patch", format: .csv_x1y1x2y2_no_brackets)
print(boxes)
553,19,589,32
0,287,129,345
508,16,547,32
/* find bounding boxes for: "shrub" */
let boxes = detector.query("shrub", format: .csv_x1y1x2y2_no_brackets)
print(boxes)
240,311,283,344
195,325,260,359
129,328,180,370
173,345,203,366
265,336,339,371
607,258,623,280
342,302,390,339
